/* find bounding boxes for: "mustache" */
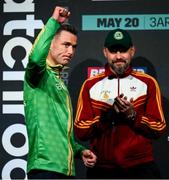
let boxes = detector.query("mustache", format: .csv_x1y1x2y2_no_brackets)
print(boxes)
113,59,126,63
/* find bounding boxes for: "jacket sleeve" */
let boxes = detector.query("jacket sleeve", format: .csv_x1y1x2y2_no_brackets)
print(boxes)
69,129,86,158
74,80,113,141
72,141,86,158
133,76,166,139
25,18,60,87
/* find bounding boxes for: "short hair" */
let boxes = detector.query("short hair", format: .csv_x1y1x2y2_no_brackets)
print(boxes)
56,23,78,36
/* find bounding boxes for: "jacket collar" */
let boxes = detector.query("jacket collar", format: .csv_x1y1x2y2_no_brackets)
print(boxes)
46,59,69,78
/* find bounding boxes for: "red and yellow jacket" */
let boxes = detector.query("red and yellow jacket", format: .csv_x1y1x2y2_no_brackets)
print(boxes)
74,63,166,169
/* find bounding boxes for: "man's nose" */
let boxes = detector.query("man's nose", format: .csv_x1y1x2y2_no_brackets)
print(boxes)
67,46,74,55
116,51,122,58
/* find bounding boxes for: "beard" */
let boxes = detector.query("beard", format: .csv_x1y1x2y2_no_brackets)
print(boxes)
110,61,129,75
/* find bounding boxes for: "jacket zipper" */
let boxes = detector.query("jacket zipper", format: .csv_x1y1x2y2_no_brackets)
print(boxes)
117,77,120,96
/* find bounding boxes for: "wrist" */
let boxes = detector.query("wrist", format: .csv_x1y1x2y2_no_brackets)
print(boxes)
127,110,137,121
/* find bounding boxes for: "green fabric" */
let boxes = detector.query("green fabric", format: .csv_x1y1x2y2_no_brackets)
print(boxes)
24,18,85,176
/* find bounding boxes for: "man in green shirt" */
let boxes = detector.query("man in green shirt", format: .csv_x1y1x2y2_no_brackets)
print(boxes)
24,6,97,179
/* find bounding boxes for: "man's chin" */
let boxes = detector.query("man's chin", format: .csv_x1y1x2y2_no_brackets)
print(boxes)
63,59,70,64
114,67,125,75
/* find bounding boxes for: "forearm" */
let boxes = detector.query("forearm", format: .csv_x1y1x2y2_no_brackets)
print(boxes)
133,111,166,139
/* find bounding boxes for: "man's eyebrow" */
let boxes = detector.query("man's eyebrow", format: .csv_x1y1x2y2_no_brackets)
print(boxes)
63,42,77,47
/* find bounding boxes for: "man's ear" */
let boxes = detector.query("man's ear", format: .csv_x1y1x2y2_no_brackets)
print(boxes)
130,46,136,57
103,48,108,58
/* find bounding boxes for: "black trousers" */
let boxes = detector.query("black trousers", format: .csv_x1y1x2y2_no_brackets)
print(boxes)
87,161,161,179
27,169,75,179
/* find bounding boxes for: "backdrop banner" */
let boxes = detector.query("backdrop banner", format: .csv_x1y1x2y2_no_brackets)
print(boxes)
1,0,169,179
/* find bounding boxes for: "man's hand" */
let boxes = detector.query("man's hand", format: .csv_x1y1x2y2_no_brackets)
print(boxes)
113,93,136,120
52,6,70,23
82,150,97,168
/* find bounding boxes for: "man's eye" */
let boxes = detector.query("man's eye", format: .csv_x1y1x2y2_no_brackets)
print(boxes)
64,44,69,48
